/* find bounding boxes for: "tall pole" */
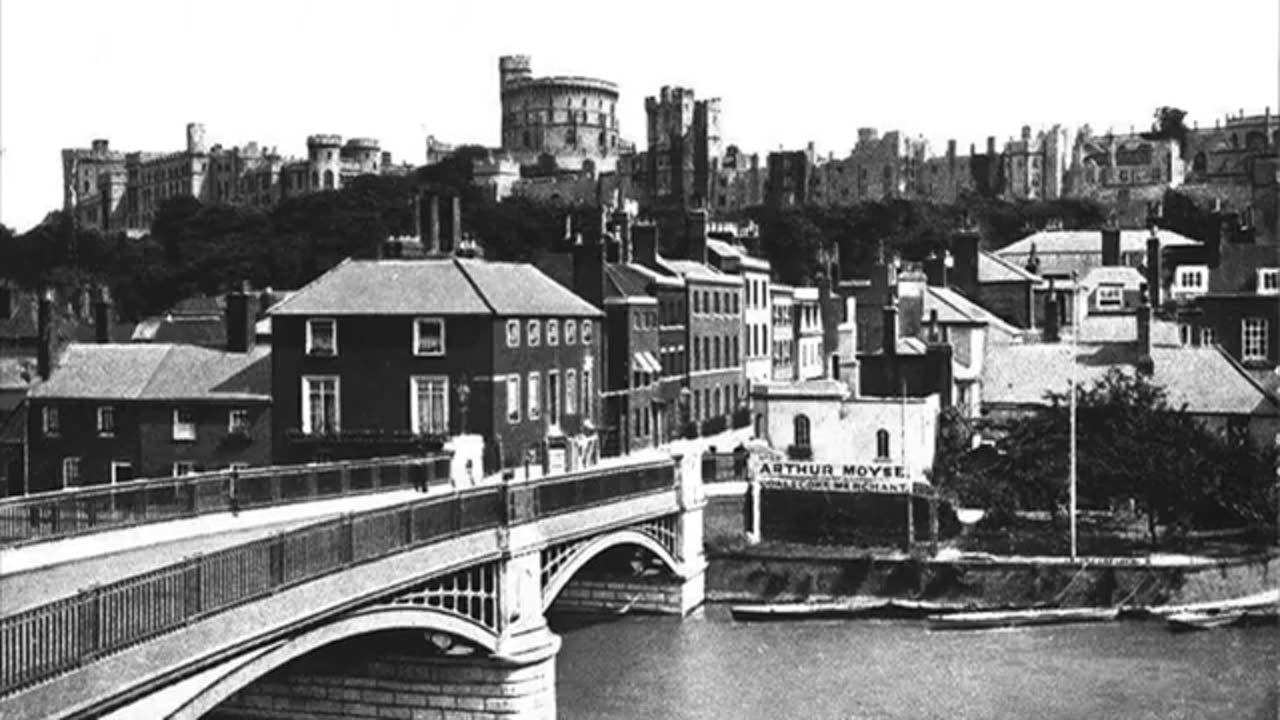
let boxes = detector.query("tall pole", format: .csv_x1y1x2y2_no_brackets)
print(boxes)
902,377,913,552
1069,272,1079,560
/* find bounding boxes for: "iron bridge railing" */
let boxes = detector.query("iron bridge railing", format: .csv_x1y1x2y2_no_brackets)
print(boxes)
0,455,453,548
0,456,678,699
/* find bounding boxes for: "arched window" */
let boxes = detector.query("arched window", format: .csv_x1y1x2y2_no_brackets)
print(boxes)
1192,152,1207,173
793,415,811,448
713,386,721,415
713,336,721,368
876,429,891,460
323,169,335,189
311,171,320,187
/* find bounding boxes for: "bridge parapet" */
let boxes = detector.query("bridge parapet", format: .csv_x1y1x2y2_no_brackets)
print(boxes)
0,454,453,548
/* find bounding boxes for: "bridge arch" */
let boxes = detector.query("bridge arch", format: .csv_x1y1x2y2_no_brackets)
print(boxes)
161,607,500,720
541,528,682,613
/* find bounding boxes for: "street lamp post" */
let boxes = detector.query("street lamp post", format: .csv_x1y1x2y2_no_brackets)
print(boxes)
1069,271,1079,561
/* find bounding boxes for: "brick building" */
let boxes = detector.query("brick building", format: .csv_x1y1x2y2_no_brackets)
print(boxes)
22,287,270,494
268,255,602,474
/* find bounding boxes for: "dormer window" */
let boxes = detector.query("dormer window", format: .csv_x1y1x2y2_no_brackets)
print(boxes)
1258,268,1279,296
1173,266,1208,296
1096,285,1123,310
306,319,337,356
413,318,446,356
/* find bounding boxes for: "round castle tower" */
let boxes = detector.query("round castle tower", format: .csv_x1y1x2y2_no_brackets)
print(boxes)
307,134,343,191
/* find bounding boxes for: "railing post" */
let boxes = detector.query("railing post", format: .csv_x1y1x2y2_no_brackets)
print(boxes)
269,533,285,588
340,514,354,566
186,479,198,516
184,556,203,621
81,585,102,663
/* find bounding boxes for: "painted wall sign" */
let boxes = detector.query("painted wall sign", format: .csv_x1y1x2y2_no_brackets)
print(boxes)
755,461,928,494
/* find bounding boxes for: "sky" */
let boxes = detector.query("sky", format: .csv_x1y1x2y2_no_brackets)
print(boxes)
1,0,1277,233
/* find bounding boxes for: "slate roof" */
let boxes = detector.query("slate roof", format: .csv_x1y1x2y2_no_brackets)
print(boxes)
658,258,743,285
623,262,685,289
604,265,656,300
979,251,1043,284
1072,315,1181,345
270,258,602,317
29,344,271,401
1080,266,1146,288
998,228,1200,257
924,287,1020,338
706,238,771,271
983,343,1279,417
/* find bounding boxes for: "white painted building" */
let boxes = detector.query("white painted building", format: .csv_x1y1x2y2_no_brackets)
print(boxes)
750,379,940,482
793,286,825,380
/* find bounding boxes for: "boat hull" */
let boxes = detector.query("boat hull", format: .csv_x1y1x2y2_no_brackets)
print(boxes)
929,608,1118,631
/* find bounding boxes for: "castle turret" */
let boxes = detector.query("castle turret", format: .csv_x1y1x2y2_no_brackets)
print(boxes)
186,123,207,155
307,134,343,191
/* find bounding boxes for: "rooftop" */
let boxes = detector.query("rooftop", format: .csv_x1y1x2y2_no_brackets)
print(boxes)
30,344,271,402
706,238,771,272
658,258,743,285
923,286,1020,338
1080,265,1147,288
269,258,602,318
998,226,1198,274
983,343,1279,417
978,251,1043,284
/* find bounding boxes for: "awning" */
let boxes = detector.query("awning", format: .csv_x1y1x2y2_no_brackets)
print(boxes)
631,352,662,374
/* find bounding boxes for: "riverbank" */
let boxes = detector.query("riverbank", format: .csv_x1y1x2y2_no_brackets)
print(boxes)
705,547,1280,608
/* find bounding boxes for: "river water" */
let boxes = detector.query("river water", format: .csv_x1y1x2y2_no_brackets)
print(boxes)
552,606,1278,720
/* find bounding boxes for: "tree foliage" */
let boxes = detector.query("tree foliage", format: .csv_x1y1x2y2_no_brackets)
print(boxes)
971,369,1277,546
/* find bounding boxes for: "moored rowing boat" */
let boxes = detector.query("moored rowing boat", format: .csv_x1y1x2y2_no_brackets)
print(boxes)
928,606,1118,631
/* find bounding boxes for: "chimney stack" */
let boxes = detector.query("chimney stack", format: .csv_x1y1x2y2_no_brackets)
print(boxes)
686,209,708,264
632,223,659,268
1043,280,1060,343
923,251,949,287
226,281,254,353
571,230,607,309
448,195,462,253
1101,226,1121,267
950,228,981,300
37,288,54,380
1136,287,1154,375
93,286,111,344
612,209,632,264
1145,229,1161,308
428,194,441,254
882,299,899,356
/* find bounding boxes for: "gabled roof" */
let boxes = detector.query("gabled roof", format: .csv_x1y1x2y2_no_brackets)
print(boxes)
979,251,1042,284
29,344,271,402
924,287,1020,337
270,258,602,317
983,343,1280,417
603,264,653,301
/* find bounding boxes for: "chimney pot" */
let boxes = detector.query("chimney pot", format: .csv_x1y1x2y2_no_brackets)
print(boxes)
226,284,254,353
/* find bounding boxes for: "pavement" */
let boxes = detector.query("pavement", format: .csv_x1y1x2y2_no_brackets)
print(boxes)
0,488,436,617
